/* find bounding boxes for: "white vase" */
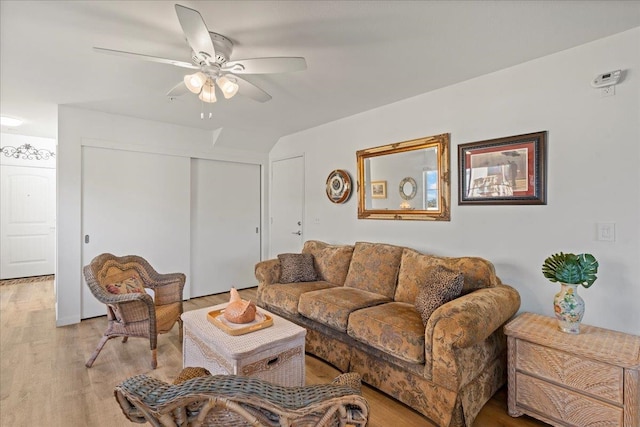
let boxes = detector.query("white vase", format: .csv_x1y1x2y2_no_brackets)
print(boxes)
553,283,585,334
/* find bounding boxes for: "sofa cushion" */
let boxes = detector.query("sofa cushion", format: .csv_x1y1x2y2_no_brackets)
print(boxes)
347,302,425,364
298,287,390,332
394,248,499,304
302,240,354,285
277,253,317,283
415,266,464,325
260,281,338,316
343,242,404,299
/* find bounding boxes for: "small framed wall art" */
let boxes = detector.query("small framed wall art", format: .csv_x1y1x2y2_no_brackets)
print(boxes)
371,181,387,199
326,169,352,204
458,131,547,205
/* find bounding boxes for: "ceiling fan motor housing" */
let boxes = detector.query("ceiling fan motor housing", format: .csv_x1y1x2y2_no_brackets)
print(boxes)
209,32,233,65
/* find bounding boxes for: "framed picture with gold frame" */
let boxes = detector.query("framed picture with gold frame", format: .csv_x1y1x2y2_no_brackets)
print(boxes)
371,181,387,199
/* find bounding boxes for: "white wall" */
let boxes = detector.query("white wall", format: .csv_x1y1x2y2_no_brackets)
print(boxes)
270,28,640,335
57,107,268,326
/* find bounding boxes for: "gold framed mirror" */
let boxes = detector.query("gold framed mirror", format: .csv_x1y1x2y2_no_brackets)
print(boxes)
356,133,450,221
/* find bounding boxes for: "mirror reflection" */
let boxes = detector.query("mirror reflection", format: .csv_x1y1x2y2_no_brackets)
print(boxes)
399,177,417,201
357,134,450,221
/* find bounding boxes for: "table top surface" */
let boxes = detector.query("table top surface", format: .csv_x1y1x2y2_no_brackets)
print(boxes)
505,312,640,368
182,303,306,357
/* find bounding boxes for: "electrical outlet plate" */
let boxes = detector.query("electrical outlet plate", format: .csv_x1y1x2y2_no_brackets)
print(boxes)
597,222,615,241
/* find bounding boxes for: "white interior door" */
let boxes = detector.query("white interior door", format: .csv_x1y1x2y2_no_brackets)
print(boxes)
270,156,304,258
81,147,190,318
190,159,261,298
0,165,56,279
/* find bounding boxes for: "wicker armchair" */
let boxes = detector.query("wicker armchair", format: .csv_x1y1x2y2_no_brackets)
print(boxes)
114,369,370,427
83,253,186,369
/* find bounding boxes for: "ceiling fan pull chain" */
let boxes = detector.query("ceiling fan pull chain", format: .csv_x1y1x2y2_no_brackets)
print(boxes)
200,98,204,120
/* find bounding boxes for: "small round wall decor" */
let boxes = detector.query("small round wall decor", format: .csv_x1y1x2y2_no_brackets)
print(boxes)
326,169,352,204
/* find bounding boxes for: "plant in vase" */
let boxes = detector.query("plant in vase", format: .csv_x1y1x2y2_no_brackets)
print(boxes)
541,252,598,334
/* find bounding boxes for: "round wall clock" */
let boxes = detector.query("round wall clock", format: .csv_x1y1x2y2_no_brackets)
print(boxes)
326,169,352,204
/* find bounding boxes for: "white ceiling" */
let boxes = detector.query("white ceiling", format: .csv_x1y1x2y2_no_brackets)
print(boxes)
1,1,639,153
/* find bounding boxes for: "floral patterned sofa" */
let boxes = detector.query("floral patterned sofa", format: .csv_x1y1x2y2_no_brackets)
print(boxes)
255,241,520,427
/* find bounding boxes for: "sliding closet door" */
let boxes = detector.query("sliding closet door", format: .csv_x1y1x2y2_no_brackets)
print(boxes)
81,147,190,319
190,159,260,298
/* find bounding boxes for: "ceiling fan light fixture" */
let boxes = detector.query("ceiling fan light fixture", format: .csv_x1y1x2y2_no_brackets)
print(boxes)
198,79,217,103
184,71,207,94
217,75,239,99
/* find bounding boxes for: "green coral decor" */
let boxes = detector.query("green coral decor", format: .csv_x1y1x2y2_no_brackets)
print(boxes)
542,252,599,288
542,252,598,334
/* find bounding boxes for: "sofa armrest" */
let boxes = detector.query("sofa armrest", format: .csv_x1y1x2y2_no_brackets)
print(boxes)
255,259,281,301
255,259,281,285
426,284,520,389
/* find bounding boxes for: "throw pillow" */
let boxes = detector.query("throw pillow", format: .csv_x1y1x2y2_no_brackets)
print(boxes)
278,253,318,283
105,276,146,295
173,367,212,385
415,266,464,325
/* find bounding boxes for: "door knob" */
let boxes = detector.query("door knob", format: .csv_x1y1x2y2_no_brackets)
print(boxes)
291,231,301,235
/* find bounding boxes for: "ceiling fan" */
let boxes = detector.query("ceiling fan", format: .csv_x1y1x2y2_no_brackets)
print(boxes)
94,4,306,104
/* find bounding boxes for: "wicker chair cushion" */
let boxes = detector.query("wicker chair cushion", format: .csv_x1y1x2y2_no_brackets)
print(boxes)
415,266,464,325
155,302,183,333
331,372,362,391
103,271,146,295
173,367,212,384
277,253,318,283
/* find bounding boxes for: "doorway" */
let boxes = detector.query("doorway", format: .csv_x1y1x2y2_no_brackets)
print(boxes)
270,156,304,257
0,135,56,280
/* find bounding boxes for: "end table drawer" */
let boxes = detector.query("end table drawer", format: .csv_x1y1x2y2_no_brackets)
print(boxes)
516,340,623,403
516,373,623,426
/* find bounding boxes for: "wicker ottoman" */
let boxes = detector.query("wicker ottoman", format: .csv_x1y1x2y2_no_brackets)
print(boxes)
181,304,306,387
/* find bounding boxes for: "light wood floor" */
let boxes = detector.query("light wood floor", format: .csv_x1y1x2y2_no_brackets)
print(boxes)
0,280,548,426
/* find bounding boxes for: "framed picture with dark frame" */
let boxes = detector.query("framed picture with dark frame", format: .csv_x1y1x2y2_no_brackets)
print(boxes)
458,131,547,205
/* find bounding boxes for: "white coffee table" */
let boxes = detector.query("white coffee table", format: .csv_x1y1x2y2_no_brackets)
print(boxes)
181,303,306,387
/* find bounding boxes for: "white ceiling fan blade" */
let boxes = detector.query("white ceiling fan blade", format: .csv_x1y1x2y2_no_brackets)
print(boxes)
175,4,215,63
166,81,189,97
93,47,198,69
222,57,307,74
235,76,272,102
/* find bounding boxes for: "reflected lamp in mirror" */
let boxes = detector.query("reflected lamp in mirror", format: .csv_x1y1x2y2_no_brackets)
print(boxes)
356,134,450,221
